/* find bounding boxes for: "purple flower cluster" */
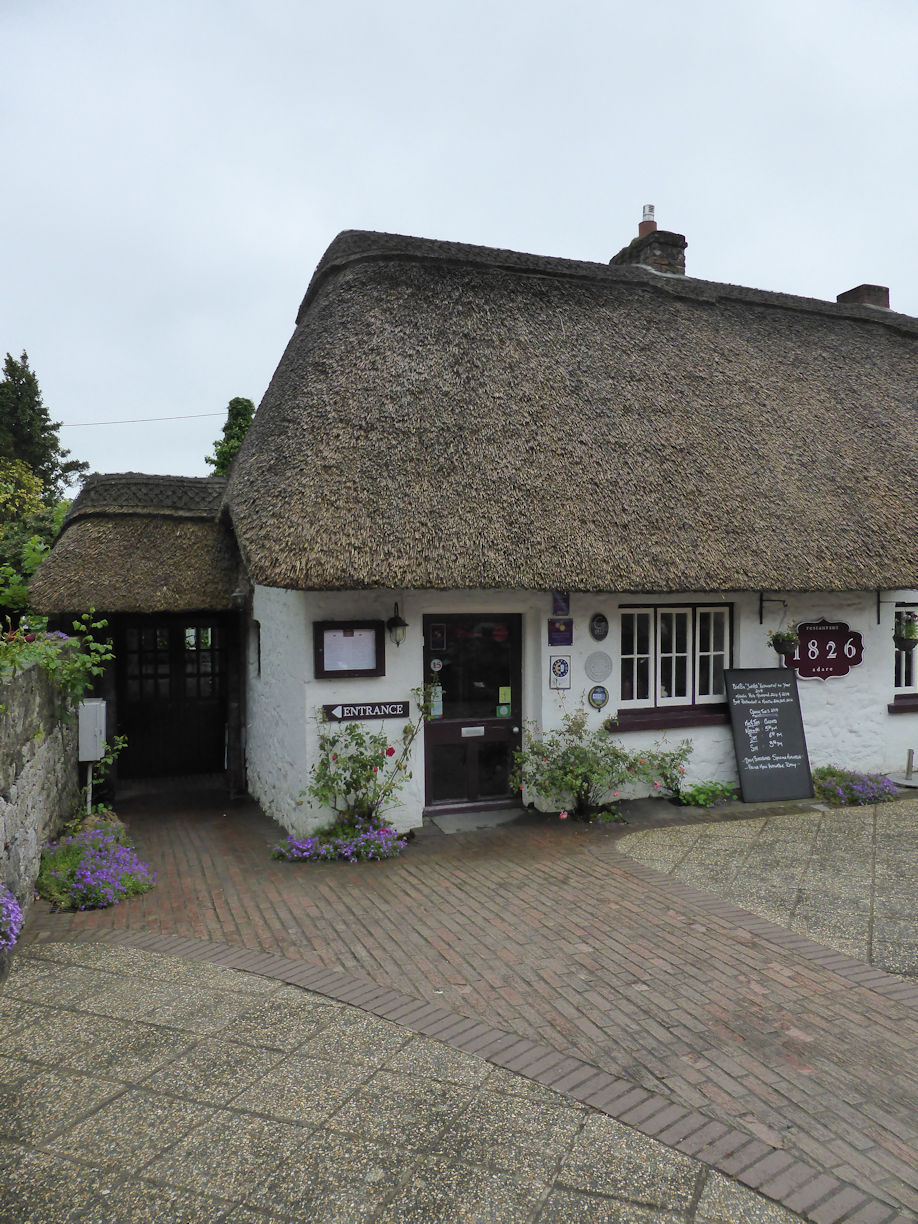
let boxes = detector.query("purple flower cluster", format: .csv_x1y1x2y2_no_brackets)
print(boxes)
0,886,24,950
274,824,407,862
44,829,156,909
813,766,899,807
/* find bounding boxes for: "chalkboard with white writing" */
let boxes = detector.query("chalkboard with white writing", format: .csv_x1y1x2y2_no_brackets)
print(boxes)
724,669,813,802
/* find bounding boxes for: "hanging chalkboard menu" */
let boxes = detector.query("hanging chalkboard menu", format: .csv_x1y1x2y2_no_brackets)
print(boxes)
724,669,813,802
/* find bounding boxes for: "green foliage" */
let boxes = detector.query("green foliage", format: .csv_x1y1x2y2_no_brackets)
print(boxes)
70,735,128,829
0,352,87,500
0,610,114,711
512,710,692,820
205,396,255,475
812,765,898,806
0,458,43,525
306,688,431,824
676,779,739,808
0,497,68,618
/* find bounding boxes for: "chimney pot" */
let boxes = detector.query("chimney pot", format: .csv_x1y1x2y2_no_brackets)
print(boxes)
638,203,657,238
836,284,890,309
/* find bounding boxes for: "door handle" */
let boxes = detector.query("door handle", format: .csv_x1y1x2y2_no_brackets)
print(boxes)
512,726,520,733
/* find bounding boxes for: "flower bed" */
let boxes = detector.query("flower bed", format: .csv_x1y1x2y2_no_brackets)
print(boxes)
0,886,23,951
36,827,156,910
272,821,407,862
812,766,899,807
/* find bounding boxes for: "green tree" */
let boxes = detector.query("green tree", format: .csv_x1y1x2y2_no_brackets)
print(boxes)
0,352,87,500
205,396,255,475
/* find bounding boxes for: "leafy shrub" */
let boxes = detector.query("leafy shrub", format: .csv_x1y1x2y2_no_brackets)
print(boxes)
0,886,24,950
36,827,156,910
676,780,739,808
0,610,114,710
272,819,407,862
512,710,691,820
812,766,899,807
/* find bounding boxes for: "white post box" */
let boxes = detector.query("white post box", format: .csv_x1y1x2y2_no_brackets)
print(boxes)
78,699,106,762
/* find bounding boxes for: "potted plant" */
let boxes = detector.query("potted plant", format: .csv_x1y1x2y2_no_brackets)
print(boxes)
894,611,918,653
768,624,798,655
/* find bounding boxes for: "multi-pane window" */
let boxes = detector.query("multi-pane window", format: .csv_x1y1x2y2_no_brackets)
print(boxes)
894,605,917,692
619,606,730,708
123,622,225,703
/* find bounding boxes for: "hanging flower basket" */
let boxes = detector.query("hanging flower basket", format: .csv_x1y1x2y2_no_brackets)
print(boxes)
768,626,798,656
894,611,918,652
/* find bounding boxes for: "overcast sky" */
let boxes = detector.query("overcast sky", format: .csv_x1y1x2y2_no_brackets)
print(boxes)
3,0,917,485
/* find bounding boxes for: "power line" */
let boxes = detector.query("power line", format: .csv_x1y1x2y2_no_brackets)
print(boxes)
60,412,225,428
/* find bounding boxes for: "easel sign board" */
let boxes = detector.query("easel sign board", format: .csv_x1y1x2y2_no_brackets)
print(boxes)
724,669,814,803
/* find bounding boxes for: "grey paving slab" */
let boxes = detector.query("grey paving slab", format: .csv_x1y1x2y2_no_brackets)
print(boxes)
617,802,917,977
0,945,826,1222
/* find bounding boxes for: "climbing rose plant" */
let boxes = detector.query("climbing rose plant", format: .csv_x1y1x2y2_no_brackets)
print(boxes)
272,690,432,863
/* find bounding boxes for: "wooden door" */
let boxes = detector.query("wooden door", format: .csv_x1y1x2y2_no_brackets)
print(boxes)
423,614,522,808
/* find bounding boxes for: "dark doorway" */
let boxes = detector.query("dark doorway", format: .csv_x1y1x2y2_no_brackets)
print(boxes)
115,615,231,777
423,613,522,809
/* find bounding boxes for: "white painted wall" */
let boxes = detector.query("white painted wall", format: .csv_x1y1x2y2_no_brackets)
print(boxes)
246,584,918,832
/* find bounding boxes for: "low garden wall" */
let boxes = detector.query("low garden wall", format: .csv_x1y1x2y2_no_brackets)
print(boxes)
0,662,79,980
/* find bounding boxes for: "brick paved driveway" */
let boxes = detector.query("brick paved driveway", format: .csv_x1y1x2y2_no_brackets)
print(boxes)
22,785,918,1221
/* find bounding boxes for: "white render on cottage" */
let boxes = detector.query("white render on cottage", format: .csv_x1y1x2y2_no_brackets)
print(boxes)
244,584,918,835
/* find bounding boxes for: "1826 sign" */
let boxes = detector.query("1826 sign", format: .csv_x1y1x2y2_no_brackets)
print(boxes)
785,619,863,681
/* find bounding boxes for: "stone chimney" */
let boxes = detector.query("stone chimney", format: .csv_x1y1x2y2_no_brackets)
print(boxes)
836,283,890,309
611,205,687,275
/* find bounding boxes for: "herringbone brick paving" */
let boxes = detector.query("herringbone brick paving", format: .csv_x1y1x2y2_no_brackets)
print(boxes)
22,786,918,1222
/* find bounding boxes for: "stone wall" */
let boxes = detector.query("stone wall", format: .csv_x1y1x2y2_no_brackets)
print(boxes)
1,662,79,975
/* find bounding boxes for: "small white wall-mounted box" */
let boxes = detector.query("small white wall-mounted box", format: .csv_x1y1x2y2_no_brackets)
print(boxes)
78,698,106,762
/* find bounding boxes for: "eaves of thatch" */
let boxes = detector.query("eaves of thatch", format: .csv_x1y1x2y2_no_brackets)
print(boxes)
29,473,242,615
225,229,918,595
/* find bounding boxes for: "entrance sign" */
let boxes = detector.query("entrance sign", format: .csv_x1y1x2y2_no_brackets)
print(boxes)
323,701,410,722
787,620,863,681
724,670,813,802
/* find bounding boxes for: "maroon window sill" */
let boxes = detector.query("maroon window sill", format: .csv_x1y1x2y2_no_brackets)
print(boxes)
613,704,730,732
888,694,918,715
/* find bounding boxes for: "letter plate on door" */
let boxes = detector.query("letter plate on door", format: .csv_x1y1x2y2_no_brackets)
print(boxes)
461,726,485,737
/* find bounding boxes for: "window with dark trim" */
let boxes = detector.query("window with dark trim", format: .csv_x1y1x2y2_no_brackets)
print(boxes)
616,605,732,728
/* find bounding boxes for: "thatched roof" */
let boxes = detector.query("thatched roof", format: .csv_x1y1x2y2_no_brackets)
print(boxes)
226,229,918,594
29,474,241,614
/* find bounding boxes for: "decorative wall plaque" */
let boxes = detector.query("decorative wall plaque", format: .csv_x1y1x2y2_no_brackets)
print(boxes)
548,618,573,646
585,651,613,682
786,619,864,681
588,685,609,709
589,613,609,641
549,656,571,689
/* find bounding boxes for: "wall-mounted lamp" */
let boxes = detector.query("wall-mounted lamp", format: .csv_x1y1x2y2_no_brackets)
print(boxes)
386,602,409,647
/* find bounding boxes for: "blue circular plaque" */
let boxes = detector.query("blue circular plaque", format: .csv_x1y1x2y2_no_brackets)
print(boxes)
588,685,609,709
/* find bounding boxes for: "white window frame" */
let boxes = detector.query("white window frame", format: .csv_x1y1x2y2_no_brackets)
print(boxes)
894,604,918,693
618,605,730,710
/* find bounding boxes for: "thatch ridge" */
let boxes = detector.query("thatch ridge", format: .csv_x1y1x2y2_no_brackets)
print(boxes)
298,229,918,337
227,230,918,595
